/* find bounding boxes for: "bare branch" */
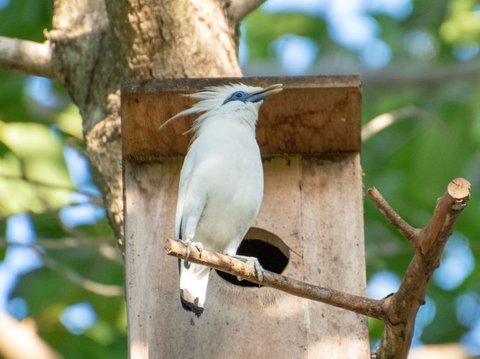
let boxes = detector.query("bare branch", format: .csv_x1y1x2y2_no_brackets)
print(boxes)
224,0,266,23
0,312,63,359
0,236,114,250
249,59,480,90
375,178,471,359
0,37,57,80
33,247,124,297
364,59,480,89
367,187,419,245
165,239,387,321
0,173,103,206
362,107,433,142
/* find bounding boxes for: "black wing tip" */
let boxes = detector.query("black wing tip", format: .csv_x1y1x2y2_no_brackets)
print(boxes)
180,296,204,318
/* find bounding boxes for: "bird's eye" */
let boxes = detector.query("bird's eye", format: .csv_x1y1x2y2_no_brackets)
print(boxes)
223,91,248,105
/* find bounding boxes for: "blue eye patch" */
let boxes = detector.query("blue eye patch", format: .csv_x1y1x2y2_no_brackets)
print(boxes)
223,91,251,104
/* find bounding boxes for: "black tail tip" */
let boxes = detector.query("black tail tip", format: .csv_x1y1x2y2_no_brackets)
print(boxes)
180,296,204,317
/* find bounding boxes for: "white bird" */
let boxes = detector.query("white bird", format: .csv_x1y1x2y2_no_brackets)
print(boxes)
162,83,283,317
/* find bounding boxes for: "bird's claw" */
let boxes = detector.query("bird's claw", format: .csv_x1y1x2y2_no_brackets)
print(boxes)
179,239,204,269
231,255,264,284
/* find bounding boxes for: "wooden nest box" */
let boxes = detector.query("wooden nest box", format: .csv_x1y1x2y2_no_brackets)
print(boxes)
122,76,368,358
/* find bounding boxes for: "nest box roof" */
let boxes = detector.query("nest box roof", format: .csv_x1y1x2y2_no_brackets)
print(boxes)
121,76,361,159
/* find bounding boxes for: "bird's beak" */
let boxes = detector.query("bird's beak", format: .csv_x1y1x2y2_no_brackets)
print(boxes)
247,83,283,103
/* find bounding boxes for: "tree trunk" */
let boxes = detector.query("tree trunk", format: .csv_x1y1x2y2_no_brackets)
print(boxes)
44,0,253,247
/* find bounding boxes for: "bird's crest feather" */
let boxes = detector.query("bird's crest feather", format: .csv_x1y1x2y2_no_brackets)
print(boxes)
159,83,262,131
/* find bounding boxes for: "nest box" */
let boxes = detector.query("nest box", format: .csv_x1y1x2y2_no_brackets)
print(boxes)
122,76,368,358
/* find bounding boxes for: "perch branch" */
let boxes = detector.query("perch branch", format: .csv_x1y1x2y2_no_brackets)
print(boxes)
225,0,266,23
165,239,387,320
0,37,57,80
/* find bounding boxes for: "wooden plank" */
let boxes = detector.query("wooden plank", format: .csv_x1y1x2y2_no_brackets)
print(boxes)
124,159,181,358
300,153,369,357
121,76,361,159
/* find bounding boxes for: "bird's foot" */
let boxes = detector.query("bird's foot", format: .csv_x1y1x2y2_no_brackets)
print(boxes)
179,239,204,269
231,255,264,284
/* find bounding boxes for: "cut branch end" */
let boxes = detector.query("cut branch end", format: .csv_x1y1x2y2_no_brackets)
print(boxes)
448,178,471,207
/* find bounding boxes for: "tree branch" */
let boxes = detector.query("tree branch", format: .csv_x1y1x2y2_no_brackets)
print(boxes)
0,236,114,250
0,37,57,80
224,0,266,23
364,60,480,89
0,174,103,205
165,239,387,320
373,178,470,359
248,59,480,90
165,178,470,359
362,106,433,142
32,247,124,297
0,312,63,359
368,187,420,246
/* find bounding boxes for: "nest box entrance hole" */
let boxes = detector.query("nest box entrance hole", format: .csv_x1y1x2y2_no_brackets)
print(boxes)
216,227,290,287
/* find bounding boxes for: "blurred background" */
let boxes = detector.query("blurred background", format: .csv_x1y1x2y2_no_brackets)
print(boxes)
0,0,479,357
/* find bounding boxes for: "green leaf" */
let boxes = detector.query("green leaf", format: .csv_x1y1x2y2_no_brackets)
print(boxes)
0,121,73,216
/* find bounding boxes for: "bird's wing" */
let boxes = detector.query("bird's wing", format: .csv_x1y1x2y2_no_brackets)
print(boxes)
175,155,193,240
175,150,207,242
175,178,187,241
175,152,211,318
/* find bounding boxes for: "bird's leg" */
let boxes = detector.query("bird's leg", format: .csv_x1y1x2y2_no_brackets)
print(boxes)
230,255,264,283
178,239,204,269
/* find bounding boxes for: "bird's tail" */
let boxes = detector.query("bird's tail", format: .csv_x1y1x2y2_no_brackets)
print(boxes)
179,261,210,317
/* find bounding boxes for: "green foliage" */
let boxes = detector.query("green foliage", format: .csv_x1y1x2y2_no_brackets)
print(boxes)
0,0,73,217
0,0,52,41
0,120,73,216
441,0,480,44
15,237,126,359
245,12,328,59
